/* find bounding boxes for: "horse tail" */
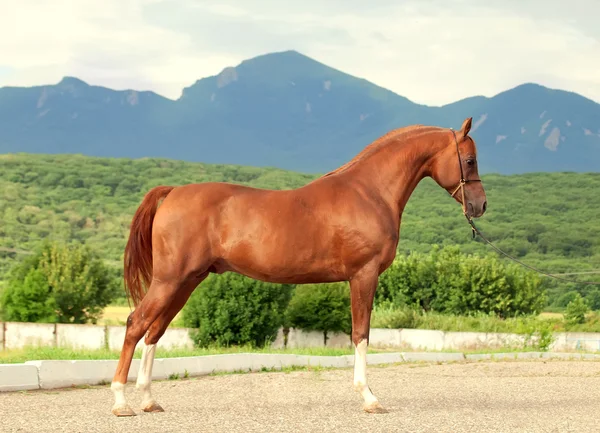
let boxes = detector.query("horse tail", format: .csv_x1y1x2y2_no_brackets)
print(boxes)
123,185,175,307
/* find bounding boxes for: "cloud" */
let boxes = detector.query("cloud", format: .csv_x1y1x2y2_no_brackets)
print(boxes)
0,0,598,105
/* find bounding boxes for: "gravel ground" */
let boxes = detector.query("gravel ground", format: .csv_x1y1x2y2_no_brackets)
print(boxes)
1,359,599,433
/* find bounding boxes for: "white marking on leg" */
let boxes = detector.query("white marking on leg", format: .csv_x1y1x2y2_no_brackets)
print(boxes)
136,343,157,409
111,381,128,409
353,339,378,406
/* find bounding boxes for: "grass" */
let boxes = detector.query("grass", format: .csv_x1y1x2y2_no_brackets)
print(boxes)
3,343,598,366
0,345,363,364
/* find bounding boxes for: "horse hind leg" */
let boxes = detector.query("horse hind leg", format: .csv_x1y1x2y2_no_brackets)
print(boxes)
111,277,192,417
135,274,206,413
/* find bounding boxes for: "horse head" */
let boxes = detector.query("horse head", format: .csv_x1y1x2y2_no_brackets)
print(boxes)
430,117,487,219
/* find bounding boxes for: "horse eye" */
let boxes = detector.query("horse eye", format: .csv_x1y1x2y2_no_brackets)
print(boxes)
466,159,475,166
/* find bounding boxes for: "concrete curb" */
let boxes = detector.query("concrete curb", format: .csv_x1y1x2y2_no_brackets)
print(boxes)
2,351,599,392
0,364,40,391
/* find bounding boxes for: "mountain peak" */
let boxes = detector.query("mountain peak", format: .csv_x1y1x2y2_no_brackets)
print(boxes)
240,49,309,64
58,76,88,87
238,49,335,75
180,49,343,100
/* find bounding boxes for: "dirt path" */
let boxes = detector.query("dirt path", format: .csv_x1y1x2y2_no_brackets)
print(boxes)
1,359,599,433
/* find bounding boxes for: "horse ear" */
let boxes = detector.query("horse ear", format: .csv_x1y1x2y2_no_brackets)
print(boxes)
460,117,473,137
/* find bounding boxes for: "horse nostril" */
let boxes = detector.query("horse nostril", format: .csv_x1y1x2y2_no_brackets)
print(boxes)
483,201,487,212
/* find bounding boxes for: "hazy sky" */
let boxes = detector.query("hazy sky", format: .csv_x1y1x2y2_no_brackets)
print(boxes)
1,0,599,106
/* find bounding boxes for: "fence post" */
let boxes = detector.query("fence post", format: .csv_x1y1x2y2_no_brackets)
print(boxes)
104,325,109,350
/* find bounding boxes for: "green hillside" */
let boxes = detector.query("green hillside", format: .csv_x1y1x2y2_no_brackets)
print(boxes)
1,153,598,305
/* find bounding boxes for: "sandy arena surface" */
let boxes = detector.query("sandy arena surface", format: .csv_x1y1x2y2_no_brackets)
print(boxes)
1,359,599,433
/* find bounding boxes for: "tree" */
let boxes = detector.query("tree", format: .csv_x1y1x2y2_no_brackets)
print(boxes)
0,241,117,323
0,268,56,322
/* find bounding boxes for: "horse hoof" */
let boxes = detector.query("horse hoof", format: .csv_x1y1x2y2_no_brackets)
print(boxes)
112,405,137,417
364,401,388,414
142,402,165,413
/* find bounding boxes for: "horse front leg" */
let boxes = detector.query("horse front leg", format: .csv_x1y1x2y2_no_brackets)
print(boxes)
349,266,388,414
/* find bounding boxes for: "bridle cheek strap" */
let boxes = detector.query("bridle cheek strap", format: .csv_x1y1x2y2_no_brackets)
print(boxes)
450,129,481,233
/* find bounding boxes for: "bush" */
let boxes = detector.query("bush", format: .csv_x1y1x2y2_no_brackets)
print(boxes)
182,273,293,348
285,282,352,343
0,241,117,323
565,293,589,326
376,246,547,318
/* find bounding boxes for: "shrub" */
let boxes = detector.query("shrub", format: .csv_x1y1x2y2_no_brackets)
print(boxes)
285,282,352,344
565,293,589,326
182,273,293,348
376,245,547,318
0,241,117,324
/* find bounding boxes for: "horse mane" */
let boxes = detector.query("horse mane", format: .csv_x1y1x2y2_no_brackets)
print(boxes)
320,124,439,178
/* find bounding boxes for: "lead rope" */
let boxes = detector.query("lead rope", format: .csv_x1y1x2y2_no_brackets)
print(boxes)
449,130,600,285
466,218,600,285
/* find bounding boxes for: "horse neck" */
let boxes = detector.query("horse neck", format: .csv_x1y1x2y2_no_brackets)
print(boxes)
346,129,447,216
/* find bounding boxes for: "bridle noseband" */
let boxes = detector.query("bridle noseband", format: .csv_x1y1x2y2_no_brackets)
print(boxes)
449,128,481,222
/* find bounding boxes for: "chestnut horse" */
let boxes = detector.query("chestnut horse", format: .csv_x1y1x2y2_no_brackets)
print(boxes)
111,117,487,416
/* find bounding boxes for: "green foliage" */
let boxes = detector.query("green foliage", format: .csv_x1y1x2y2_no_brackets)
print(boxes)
535,323,555,351
564,294,589,326
0,241,117,323
584,289,600,311
377,246,546,318
285,283,352,341
553,290,581,308
515,320,556,351
182,273,293,348
369,302,421,329
0,268,57,322
566,311,600,332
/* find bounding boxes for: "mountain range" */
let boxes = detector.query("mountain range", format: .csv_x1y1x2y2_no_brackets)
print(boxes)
1,50,599,174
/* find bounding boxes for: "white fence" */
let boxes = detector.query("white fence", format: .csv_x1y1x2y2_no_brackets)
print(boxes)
1,321,600,353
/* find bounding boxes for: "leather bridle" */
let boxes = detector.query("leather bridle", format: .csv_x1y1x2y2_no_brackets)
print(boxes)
449,128,482,221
